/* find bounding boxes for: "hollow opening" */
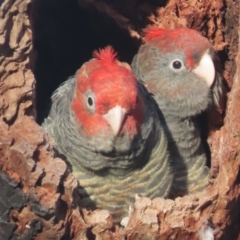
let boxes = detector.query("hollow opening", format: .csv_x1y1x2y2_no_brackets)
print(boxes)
32,0,146,124
32,0,234,204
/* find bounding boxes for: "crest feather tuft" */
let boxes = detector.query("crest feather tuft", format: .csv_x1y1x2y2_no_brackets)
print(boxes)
143,26,168,41
93,46,118,64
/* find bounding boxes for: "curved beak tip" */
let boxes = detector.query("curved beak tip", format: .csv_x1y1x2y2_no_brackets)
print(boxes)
103,106,126,135
193,52,215,87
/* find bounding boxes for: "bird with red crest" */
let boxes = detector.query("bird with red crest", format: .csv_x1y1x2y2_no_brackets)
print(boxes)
132,26,226,198
43,46,173,222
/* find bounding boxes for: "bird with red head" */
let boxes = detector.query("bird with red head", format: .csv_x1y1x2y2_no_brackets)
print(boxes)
43,46,172,222
132,27,226,198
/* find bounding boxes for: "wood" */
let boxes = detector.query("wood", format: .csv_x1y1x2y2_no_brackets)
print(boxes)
0,0,239,239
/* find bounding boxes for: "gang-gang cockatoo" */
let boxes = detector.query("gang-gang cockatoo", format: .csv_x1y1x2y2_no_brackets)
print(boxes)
132,27,225,198
42,46,172,222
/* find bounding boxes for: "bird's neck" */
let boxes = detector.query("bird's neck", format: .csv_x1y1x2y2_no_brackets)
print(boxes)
67,104,159,176
159,108,204,161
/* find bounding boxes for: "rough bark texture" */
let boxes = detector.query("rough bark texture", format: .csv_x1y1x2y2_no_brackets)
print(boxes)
0,0,239,239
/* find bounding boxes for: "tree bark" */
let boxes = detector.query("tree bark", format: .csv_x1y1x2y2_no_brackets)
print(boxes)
0,0,239,239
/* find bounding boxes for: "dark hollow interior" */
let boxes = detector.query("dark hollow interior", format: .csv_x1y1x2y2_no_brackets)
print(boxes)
33,0,145,124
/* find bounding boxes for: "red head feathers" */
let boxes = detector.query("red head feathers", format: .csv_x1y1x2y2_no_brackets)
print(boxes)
143,26,212,69
71,46,143,137
93,46,118,65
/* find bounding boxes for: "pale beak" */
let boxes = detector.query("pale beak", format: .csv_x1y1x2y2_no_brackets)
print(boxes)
192,51,215,87
103,106,126,136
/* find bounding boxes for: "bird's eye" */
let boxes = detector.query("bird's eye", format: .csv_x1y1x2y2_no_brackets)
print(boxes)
87,97,93,106
170,59,185,72
172,60,182,69
85,91,95,112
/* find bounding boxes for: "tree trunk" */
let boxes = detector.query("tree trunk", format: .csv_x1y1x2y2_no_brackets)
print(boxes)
0,0,239,239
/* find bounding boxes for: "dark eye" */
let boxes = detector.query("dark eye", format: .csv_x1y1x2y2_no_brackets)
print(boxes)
172,60,182,69
87,97,93,106
170,59,185,71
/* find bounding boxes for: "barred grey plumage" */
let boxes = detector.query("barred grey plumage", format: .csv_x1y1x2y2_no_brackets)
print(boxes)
42,46,172,222
132,27,225,198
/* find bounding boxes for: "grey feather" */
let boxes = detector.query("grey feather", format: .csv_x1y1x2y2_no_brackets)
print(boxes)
132,42,225,198
42,74,172,222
